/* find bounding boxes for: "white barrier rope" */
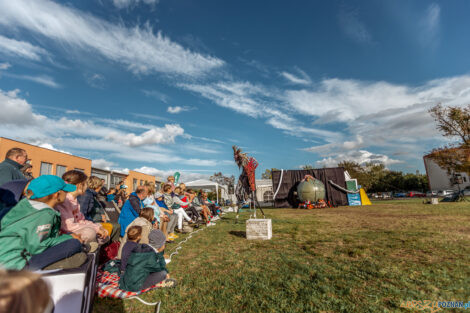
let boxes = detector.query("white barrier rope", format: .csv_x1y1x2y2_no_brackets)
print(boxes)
167,227,206,262
273,169,284,200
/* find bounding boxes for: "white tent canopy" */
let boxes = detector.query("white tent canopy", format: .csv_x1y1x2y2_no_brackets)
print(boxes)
184,179,227,203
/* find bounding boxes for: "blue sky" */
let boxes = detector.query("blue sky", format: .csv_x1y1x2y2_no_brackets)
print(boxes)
1,0,470,181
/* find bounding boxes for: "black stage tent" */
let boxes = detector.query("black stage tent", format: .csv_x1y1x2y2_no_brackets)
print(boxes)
271,167,348,208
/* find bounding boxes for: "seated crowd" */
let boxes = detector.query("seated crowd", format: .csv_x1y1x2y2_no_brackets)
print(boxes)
0,147,223,306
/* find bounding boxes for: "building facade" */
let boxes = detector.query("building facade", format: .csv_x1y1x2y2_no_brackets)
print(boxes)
0,137,91,178
125,170,157,191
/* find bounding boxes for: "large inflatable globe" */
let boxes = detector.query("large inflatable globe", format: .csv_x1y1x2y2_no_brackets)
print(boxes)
297,178,326,202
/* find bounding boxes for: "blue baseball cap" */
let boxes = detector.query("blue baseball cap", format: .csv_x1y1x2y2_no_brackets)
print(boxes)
27,175,76,199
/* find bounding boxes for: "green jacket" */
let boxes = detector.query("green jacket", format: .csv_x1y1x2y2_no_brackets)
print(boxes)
0,159,25,186
0,198,72,270
119,244,168,291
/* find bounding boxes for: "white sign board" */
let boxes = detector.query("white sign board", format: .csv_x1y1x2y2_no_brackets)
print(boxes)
246,219,272,240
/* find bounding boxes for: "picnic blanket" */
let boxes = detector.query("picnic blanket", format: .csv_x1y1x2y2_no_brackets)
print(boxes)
95,270,165,298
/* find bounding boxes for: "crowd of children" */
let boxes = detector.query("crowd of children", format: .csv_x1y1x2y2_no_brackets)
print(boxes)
0,147,223,311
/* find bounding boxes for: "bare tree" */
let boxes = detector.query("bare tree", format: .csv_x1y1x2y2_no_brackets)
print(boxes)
428,104,470,174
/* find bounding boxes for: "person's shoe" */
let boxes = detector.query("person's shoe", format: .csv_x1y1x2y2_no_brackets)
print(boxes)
160,278,177,288
88,242,99,253
169,233,179,239
206,222,216,227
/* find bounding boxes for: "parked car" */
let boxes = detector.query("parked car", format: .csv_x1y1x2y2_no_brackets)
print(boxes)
408,191,426,197
426,191,438,197
394,192,407,198
437,190,455,197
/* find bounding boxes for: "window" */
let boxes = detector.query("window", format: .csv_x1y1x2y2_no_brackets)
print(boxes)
111,175,123,187
133,179,138,191
140,180,144,186
56,165,67,178
94,173,108,185
263,190,274,202
40,162,53,176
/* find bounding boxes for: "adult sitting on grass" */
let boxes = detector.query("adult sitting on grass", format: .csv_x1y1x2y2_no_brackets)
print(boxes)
0,175,85,270
119,227,175,291
118,185,147,237
0,148,27,186
117,207,158,259
55,170,109,244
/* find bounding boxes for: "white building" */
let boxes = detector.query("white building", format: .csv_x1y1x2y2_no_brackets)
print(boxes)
423,155,470,191
255,179,273,203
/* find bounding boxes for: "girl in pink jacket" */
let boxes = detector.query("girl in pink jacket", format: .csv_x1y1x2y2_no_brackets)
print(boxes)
55,170,109,244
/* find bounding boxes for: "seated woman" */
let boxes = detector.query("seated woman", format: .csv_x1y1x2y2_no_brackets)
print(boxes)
188,189,211,224
154,190,175,242
117,207,157,259
119,227,175,291
163,185,194,234
77,176,120,242
55,170,109,244
201,192,220,220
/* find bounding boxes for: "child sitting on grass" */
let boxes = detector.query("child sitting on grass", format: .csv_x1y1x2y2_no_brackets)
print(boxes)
117,207,158,259
119,226,175,291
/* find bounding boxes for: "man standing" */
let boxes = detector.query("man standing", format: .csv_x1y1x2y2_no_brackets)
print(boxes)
0,148,27,186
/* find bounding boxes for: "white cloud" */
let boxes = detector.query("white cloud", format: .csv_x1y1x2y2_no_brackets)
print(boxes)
286,76,470,123
315,150,402,168
85,73,105,89
304,136,364,154
181,80,341,141
419,3,440,48
107,124,185,147
0,89,45,125
0,88,222,171
142,89,169,103
0,35,49,61
281,70,311,85
298,75,470,165
167,106,191,114
0,0,224,77
92,158,116,170
36,142,70,154
0,62,11,70
4,73,60,88
112,0,159,9
338,7,372,43
135,166,210,182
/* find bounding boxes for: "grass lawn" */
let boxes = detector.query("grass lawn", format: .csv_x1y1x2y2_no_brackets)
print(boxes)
93,199,470,312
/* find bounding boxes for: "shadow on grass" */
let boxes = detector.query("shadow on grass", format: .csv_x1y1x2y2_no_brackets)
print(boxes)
229,230,246,238
93,297,125,313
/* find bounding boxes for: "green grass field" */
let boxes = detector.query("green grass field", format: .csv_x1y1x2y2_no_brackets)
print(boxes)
93,199,470,312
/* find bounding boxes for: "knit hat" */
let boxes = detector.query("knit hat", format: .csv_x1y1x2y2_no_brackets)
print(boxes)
148,229,166,250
